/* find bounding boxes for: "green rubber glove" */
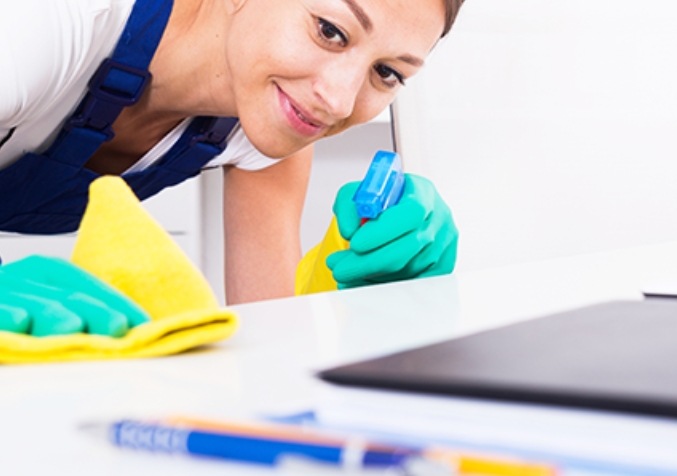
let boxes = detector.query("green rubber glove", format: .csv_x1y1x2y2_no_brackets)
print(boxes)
326,174,458,289
0,255,150,337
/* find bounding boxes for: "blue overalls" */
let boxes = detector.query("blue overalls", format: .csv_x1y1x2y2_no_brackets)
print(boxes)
0,0,238,235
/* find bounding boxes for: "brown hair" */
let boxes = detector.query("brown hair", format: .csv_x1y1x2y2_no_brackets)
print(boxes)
442,0,465,37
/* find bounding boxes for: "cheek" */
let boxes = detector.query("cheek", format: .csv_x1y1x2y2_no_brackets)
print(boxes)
325,96,393,139
227,7,314,77
352,87,397,124
225,14,281,81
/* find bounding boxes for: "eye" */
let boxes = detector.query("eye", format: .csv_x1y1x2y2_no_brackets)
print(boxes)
317,18,348,47
374,64,405,88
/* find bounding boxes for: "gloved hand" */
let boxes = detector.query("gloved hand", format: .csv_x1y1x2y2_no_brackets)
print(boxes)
0,255,150,337
326,174,458,289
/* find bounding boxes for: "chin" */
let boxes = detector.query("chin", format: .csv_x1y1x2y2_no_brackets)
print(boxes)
248,135,305,160
240,123,310,160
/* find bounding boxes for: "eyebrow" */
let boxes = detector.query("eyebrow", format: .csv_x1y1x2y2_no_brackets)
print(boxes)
340,0,372,32
398,54,424,68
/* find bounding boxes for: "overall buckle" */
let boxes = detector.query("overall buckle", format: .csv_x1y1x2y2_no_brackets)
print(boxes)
189,117,238,148
65,59,152,141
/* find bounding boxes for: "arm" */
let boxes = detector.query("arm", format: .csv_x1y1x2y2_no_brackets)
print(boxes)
222,145,313,304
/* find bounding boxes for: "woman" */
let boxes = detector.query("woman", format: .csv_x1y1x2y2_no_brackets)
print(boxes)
0,0,462,311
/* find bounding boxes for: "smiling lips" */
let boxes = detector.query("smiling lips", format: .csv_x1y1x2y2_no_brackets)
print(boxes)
277,85,327,137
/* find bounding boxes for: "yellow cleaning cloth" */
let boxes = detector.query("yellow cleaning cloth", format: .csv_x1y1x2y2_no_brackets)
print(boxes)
0,176,237,364
295,217,348,295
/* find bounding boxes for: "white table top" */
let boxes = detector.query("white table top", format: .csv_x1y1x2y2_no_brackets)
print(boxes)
3,240,677,475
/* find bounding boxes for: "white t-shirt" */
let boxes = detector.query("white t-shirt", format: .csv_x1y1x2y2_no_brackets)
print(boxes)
0,0,278,174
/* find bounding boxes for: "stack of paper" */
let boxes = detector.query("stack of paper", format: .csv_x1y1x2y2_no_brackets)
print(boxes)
316,384,677,474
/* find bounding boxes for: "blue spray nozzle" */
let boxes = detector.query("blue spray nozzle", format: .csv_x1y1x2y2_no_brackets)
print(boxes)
353,150,405,219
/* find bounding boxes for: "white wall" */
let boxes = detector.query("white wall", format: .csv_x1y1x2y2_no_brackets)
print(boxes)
393,0,677,271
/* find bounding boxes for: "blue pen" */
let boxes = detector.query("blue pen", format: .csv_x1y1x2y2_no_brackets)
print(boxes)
87,419,418,469
353,150,405,224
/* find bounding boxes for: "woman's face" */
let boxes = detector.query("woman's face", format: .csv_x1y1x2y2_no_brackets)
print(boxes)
223,0,445,158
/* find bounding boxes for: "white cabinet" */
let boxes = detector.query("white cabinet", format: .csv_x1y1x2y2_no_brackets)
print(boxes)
199,112,394,304
0,176,202,265
0,232,79,264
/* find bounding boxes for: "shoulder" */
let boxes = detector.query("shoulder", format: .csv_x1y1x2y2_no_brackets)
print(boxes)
0,0,135,126
0,0,135,168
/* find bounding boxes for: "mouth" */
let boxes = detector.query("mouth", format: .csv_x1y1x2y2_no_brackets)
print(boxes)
276,85,327,137
293,105,321,127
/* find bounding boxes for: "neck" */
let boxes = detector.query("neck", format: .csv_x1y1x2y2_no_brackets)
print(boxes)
139,0,237,119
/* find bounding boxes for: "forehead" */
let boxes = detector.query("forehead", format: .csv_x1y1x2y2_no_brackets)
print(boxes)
344,0,445,49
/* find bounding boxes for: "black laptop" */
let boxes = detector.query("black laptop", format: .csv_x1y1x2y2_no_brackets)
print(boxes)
318,300,677,418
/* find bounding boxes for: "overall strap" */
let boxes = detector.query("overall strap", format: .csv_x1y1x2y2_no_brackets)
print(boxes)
125,116,239,199
45,0,173,167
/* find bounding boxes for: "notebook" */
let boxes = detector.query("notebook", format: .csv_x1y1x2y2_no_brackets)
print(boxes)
318,300,677,418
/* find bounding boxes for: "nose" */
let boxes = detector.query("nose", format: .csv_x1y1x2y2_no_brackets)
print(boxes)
313,60,366,120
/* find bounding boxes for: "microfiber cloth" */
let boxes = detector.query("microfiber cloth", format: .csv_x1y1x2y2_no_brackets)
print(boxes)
0,176,238,364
